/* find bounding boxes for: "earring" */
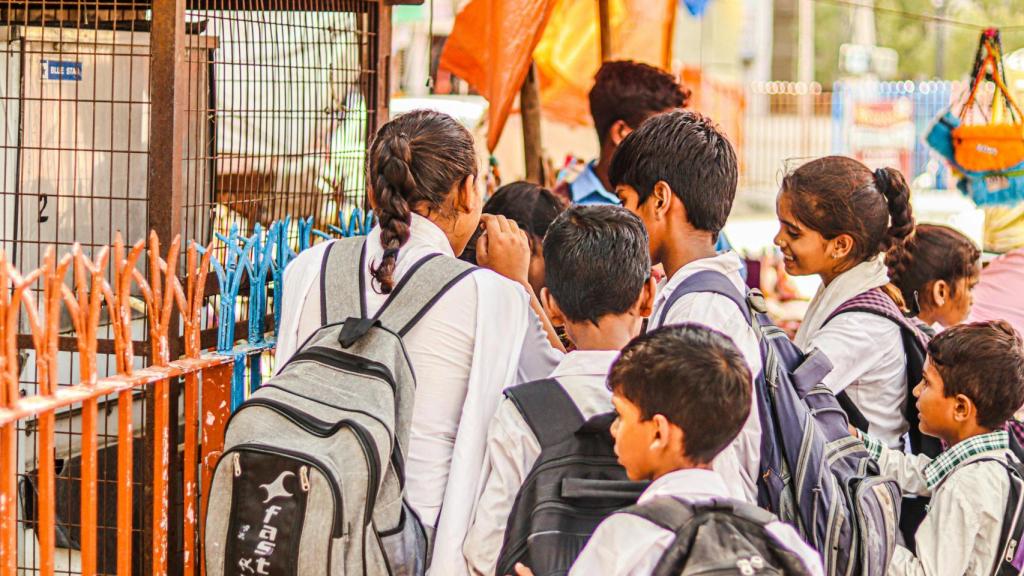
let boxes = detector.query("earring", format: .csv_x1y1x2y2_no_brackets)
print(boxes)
831,253,839,259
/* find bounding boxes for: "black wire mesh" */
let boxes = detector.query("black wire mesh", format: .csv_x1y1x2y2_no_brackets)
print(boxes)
1,2,383,573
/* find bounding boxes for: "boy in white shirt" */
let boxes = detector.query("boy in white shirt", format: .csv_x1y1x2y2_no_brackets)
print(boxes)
515,324,823,576
463,204,657,575
854,320,1024,576
609,110,761,502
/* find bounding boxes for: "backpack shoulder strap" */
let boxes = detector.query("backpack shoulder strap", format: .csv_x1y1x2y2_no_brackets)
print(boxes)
371,254,477,336
504,378,585,449
824,288,928,351
320,237,368,325
619,496,697,532
658,270,751,328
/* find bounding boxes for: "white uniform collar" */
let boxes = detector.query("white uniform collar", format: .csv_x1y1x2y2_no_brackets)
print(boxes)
655,251,745,307
549,350,620,380
367,212,455,261
639,468,733,505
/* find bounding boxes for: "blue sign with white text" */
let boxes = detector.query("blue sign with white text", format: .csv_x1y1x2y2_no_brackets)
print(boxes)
41,60,83,81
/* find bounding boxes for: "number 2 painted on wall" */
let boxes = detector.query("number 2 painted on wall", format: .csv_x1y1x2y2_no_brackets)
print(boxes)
38,194,49,223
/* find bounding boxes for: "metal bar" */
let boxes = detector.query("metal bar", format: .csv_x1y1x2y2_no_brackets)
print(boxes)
37,411,55,576
80,397,98,576
15,334,151,357
183,371,198,576
598,0,611,61
0,423,16,576
199,362,233,534
116,389,133,575
152,376,170,576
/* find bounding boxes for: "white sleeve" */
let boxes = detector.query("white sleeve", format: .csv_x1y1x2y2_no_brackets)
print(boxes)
809,312,900,394
463,400,541,576
429,272,531,576
516,307,563,384
274,242,331,368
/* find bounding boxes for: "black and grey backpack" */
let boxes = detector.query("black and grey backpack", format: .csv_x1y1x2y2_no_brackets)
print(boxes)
495,379,646,576
205,237,475,576
621,497,815,576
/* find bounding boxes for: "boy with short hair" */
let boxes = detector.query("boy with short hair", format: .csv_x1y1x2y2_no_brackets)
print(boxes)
516,325,823,576
855,320,1024,575
558,60,690,206
609,110,761,502
463,205,657,575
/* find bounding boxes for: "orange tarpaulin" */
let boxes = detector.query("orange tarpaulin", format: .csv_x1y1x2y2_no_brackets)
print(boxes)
438,0,558,151
440,0,675,150
535,0,676,126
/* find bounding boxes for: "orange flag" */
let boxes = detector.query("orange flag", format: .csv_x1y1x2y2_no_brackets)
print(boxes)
439,0,558,151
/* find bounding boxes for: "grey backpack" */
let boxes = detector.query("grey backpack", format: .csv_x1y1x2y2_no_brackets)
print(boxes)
621,497,815,576
205,237,475,576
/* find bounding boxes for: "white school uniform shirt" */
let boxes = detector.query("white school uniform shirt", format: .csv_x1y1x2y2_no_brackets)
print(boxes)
569,468,825,576
463,350,618,576
862,431,1012,576
808,313,908,447
794,259,909,449
647,251,762,503
275,213,563,575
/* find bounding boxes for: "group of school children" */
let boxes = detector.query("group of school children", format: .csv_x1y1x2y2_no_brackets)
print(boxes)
273,61,1024,576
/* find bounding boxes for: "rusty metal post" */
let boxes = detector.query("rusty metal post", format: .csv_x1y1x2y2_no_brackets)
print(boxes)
374,1,393,134
520,63,544,184
148,1,187,574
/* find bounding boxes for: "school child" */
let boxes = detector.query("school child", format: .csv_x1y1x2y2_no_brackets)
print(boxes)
516,325,823,576
608,110,761,502
463,204,656,575
460,181,567,296
852,320,1024,575
556,60,690,206
275,110,563,575
774,156,918,449
886,223,981,336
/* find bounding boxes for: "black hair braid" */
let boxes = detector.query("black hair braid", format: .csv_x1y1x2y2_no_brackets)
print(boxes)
371,133,417,294
884,233,919,313
874,167,915,252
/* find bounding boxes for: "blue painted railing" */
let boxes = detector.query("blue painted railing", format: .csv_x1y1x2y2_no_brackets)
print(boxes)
200,208,375,411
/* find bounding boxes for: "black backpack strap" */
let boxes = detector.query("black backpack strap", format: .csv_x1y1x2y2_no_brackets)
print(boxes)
994,455,1024,576
618,496,697,532
657,270,751,328
504,378,585,449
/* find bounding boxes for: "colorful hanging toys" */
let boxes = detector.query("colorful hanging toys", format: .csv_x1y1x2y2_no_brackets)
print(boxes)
926,28,1024,206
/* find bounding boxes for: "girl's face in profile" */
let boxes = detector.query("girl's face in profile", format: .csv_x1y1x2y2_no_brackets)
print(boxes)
924,273,980,328
774,190,835,279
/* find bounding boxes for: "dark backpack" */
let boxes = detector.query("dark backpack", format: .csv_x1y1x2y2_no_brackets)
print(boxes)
823,288,941,458
495,379,647,576
660,271,900,576
621,496,815,575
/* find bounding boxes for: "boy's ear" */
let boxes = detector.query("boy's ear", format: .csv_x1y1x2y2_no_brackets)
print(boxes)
637,276,658,318
541,287,566,328
931,279,950,308
952,393,975,423
650,413,672,452
609,119,633,147
652,181,674,220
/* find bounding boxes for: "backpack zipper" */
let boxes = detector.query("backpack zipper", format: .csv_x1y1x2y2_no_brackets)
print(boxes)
220,443,345,539
283,346,397,393
231,396,383,524
250,383,405,488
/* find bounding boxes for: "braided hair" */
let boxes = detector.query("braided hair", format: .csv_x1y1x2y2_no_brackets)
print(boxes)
368,110,477,293
886,224,980,315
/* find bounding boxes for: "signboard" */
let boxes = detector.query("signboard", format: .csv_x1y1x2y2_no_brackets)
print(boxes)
40,60,82,81
848,97,915,175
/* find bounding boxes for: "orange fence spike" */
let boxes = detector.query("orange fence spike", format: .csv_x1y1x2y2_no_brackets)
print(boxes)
117,389,134,575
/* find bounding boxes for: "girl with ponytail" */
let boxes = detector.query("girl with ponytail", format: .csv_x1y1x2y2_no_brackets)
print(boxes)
886,224,981,336
774,156,919,449
276,110,563,574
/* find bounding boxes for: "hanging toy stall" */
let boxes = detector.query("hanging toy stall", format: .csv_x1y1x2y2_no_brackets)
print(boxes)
927,28,1024,207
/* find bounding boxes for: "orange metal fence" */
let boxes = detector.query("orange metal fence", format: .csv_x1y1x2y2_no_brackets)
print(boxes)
0,233,239,576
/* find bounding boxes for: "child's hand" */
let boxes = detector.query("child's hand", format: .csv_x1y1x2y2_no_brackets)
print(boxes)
513,562,535,576
477,214,531,286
